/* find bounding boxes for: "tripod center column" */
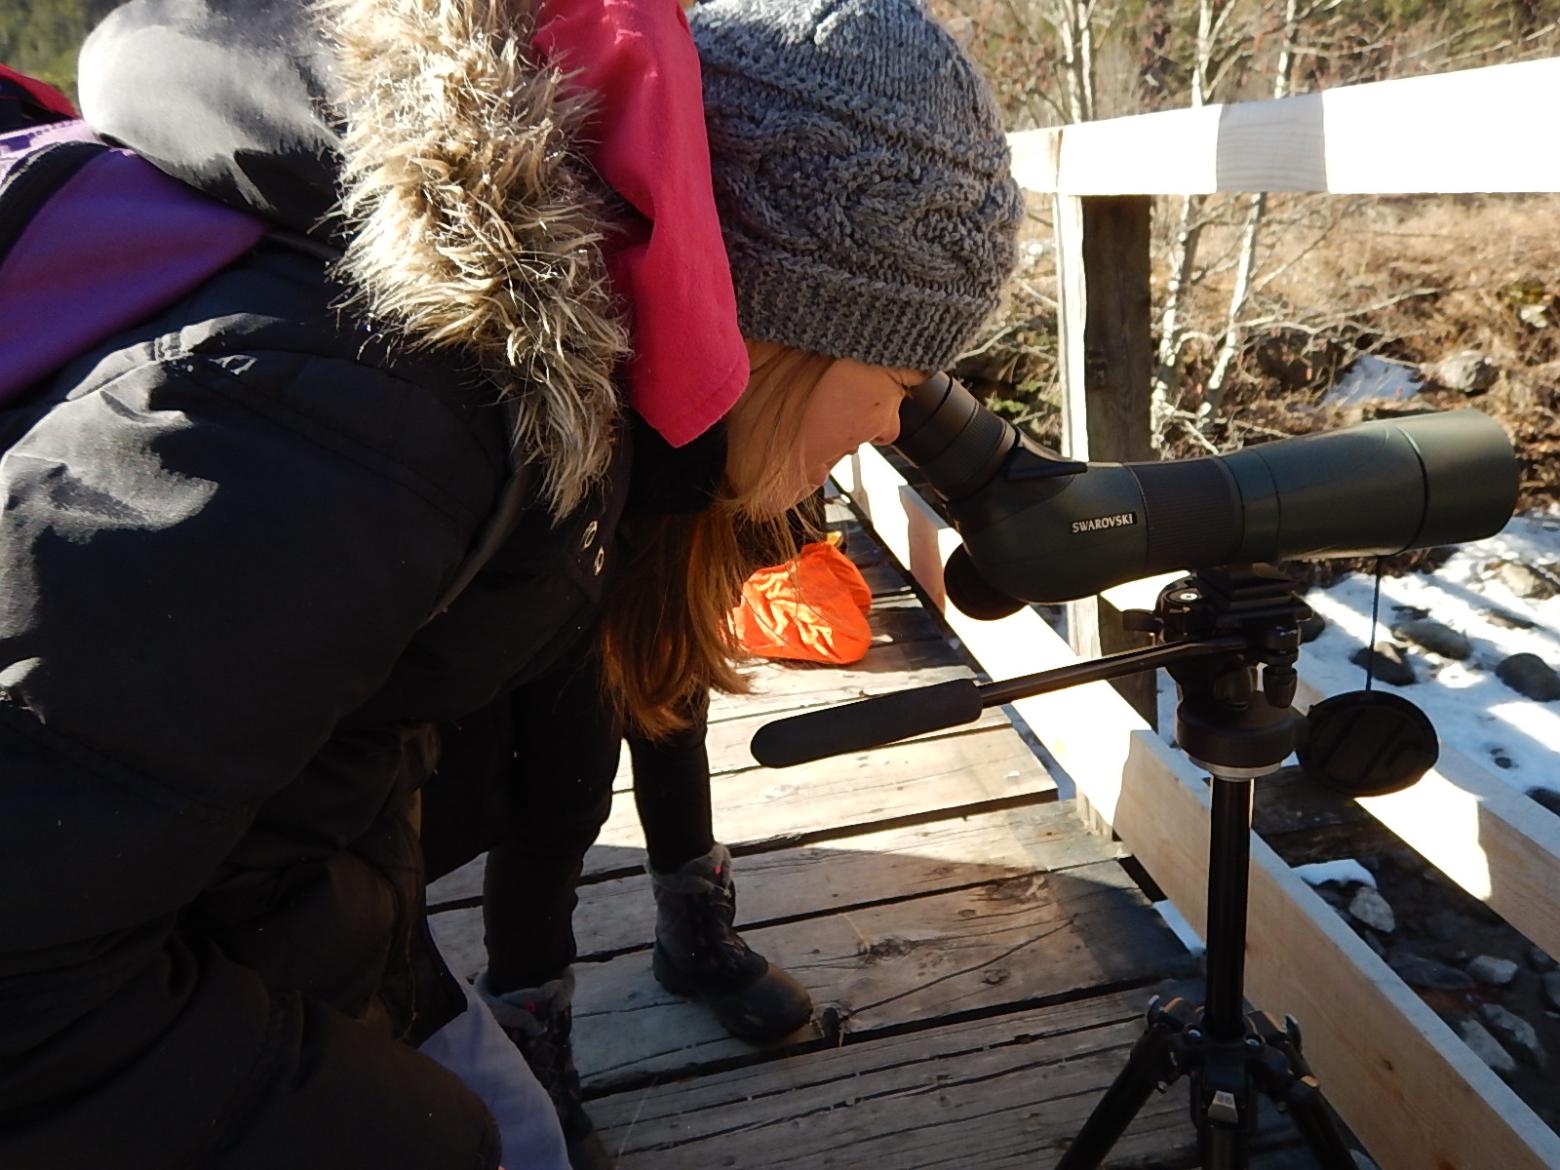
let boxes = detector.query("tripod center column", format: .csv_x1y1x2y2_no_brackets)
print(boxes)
1202,774,1256,1042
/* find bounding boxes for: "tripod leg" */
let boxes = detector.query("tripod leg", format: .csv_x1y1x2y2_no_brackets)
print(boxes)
1283,1088,1361,1170
1056,1007,1185,1170
1200,1120,1248,1170
1249,1013,1358,1170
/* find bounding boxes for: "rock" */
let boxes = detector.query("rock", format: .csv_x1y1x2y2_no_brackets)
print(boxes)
1530,945,1557,973
1361,930,1387,959
1496,561,1557,599
1389,947,1474,991
1544,971,1560,1012
1349,642,1416,686
1519,302,1552,329
1488,607,1537,630
1428,350,1497,394
1466,955,1519,986
1458,1019,1518,1075
1496,653,1560,701
1529,787,1560,818
1348,887,1397,934
1389,618,1472,660
1479,1003,1548,1068
1425,907,1467,942
1299,611,1327,644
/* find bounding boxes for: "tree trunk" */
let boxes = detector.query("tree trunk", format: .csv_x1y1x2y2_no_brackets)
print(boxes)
1206,0,1303,407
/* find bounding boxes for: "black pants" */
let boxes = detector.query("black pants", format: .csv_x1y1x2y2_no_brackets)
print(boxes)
421,656,714,992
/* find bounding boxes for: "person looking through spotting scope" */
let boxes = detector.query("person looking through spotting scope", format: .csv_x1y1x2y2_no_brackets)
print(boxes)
0,1,1021,1167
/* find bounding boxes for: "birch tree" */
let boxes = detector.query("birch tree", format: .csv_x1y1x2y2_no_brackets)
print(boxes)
1150,0,1247,443
1204,0,1341,406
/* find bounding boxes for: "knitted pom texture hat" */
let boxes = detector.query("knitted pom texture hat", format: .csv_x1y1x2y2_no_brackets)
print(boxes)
689,0,1024,372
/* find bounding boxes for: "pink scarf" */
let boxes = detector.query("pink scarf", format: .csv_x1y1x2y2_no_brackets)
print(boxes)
534,0,748,447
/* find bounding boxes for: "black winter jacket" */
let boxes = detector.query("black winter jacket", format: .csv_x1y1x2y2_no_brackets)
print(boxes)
0,1,653,1166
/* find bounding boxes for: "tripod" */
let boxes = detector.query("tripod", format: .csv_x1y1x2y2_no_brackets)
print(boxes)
754,564,1375,1167
1054,566,1356,1170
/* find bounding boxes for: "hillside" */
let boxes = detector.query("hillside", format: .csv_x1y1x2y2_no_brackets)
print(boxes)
2,0,123,96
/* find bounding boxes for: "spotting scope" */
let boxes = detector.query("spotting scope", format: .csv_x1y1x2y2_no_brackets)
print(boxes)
896,374,1519,617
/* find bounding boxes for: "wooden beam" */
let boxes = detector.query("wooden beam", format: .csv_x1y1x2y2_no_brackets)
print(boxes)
833,444,1560,1170
1053,193,1156,720
1010,57,1560,196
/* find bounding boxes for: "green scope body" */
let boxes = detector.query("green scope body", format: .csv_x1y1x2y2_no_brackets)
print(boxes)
894,374,1519,609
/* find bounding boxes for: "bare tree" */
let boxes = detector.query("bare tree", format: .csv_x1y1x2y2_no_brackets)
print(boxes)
1034,0,1101,123
1150,0,1246,442
1204,0,1340,405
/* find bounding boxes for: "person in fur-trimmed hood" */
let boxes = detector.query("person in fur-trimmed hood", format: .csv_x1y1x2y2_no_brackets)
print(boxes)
0,0,1021,1167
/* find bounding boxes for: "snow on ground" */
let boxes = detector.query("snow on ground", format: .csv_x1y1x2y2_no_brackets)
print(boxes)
1322,355,1424,408
1297,509,1560,797
1293,859,1379,889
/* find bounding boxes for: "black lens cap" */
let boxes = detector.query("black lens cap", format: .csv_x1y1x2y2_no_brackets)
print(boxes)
1296,690,1439,797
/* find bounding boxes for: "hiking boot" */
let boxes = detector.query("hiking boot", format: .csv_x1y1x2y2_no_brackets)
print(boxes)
476,969,613,1170
648,843,813,1042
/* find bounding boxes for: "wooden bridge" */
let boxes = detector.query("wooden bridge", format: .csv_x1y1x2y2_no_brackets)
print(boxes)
431,57,1560,1170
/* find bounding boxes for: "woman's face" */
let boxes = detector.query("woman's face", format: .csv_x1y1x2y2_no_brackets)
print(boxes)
725,350,926,516
792,357,923,499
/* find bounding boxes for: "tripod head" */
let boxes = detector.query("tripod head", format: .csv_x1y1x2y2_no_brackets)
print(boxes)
1141,565,1307,780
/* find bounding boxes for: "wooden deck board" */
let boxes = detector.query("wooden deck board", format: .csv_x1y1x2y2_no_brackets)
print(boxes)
431,852,1192,1091
428,718,1053,904
429,801,1131,974
589,987,1307,1170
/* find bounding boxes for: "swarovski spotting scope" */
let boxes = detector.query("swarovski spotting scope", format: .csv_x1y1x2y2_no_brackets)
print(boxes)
895,374,1518,616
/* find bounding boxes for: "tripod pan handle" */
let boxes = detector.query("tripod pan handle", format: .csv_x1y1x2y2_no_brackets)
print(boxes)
750,679,984,768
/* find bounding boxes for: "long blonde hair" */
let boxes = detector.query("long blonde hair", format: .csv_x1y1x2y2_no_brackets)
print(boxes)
598,342,834,738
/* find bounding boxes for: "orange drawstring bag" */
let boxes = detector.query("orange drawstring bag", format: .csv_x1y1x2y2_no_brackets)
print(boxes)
732,537,873,665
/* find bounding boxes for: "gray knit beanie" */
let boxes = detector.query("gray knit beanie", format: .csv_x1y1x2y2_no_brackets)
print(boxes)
690,0,1024,372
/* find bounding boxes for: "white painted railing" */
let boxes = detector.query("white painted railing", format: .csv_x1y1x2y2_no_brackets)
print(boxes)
1009,57,1560,196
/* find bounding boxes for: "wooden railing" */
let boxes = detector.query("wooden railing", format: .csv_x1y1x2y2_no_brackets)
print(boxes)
833,56,1560,1170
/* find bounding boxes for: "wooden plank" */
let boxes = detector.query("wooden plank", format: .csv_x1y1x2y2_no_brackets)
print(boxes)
590,988,1307,1169
557,859,1188,1090
833,444,1560,1170
427,801,1127,973
1293,678,1560,965
430,719,1054,906
581,722,1052,869
1054,194,1156,720
724,641,970,708
1076,197,1155,464
1009,57,1560,196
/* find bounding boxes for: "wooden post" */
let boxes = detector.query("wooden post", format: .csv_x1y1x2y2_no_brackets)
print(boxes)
1053,193,1157,727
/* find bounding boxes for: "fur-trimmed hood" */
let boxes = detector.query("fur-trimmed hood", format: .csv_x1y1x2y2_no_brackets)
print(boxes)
79,0,628,516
